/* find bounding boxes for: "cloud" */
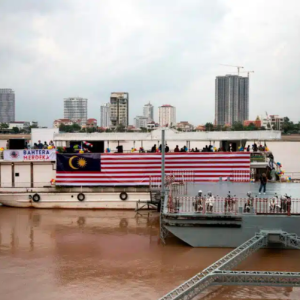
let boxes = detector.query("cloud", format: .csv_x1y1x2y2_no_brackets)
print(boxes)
0,0,299,126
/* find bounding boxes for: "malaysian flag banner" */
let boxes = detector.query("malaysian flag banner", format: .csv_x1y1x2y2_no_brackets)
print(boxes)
57,153,101,172
56,153,250,186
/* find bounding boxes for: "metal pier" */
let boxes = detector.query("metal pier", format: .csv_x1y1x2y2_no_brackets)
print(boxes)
212,270,300,287
158,231,300,300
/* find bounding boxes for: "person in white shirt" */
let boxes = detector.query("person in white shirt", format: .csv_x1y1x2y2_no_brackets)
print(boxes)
206,192,214,213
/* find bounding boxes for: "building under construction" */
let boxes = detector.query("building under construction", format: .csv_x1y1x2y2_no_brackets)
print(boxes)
215,75,249,126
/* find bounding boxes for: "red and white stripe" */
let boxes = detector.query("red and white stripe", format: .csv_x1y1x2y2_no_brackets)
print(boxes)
56,153,251,186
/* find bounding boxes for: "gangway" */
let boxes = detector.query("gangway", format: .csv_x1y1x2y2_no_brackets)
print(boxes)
158,231,300,300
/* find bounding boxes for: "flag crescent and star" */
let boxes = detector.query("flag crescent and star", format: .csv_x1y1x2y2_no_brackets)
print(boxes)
69,156,79,170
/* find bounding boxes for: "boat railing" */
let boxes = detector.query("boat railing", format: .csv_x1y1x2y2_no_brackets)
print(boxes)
285,172,300,180
250,151,269,163
164,196,300,215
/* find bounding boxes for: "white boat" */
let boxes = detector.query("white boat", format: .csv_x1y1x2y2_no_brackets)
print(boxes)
0,187,151,209
0,128,281,209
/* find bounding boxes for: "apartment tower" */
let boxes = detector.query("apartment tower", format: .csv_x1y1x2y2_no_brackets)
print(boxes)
0,89,15,123
64,97,87,126
110,92,129,127
215,75,249,126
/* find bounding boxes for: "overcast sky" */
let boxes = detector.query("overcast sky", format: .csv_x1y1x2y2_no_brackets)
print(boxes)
0,0,299,127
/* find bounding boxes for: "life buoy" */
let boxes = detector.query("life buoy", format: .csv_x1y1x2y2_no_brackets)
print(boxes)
120,192,128,201
77,217,85,226
119,218,128,228
77,193,85,201
32,193,40,202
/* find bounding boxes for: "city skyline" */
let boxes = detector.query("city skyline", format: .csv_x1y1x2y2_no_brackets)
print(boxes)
0,1,300,127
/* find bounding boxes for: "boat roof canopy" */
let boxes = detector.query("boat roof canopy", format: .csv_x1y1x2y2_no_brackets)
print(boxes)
53,128,281,142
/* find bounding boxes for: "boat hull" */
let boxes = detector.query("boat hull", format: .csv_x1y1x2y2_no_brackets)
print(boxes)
164,214,300,247
0,192,150,209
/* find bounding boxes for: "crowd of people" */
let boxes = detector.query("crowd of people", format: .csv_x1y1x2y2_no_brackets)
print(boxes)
27,140,55,150
147,142,270,153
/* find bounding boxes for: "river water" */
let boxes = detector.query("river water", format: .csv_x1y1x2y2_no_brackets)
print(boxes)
0,208,300,300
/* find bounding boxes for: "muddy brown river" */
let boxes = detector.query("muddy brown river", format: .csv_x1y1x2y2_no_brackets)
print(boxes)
0,207,299,300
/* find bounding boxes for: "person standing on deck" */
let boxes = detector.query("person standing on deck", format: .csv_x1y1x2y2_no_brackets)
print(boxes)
259,173,267,194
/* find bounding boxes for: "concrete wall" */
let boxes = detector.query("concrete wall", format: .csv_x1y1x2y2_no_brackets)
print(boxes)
31,128,59,145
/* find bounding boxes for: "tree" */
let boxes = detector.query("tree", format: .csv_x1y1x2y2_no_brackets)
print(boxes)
215,125,224,131
245,123,257,131
72,123,81,131
0,123,9,129
116,124,125,132
205,123,214,131
231,122,244,131
282,117,295,134
140,127,148,132
59,123,82,133
12,127,20,133
86,127,96,133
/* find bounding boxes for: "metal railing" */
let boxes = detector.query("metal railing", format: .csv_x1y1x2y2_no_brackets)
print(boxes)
230,171,250,182
158,231,300,300
165,197,300,215
158,231,269,300
149,171,195,191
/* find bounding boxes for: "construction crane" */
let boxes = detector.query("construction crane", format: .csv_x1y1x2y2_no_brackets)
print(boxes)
220,64,244,76
240,70,254,78
265,111,273,130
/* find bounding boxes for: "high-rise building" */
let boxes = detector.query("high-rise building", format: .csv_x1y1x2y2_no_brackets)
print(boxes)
100,103,111,128
64,97,87,126
158,104,176,127
0,89,15,123
215,75,249,126
134,116,148,129
143,102,154,122
110,92,129,127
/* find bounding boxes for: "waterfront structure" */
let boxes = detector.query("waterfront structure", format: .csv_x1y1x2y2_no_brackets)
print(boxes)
53,118,80,128
134,116,148,129
110,92,129,127
158,104,176,127
262,115,284,130
0,89,15,123
176,121,194,132
143,102,154,122
8,121,30,130
195,125,205,131
215,75,249,126
100,103,111,128
244,117,262,128
64,97,87,126
86,118,97,128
